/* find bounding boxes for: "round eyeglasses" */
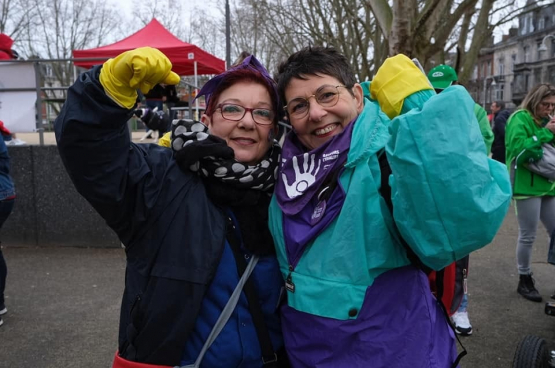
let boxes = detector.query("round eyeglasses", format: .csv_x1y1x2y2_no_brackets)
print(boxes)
215,103,274,125
284,85,347,119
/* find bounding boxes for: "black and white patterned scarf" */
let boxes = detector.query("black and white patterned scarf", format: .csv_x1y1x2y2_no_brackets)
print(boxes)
171,119,280,192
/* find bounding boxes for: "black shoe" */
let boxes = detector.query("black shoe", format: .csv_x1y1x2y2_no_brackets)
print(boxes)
517,274,543,302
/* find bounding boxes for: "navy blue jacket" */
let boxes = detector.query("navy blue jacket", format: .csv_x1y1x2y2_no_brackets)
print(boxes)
492,108,511,163
55,67,283,366
0,135,14,200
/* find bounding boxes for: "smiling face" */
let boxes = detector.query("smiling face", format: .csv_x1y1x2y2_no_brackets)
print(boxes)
284,74,364,150
202,81,274,165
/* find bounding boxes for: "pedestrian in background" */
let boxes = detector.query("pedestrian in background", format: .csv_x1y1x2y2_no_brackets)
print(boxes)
0,120,16,327
505,83,555,303
491,100,511,163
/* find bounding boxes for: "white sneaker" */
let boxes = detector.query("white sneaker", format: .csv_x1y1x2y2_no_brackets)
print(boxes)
451,311,472,335
5,138,26,146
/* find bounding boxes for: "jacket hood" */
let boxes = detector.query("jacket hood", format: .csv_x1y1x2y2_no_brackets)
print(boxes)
0,34,14,57
346,98,391,168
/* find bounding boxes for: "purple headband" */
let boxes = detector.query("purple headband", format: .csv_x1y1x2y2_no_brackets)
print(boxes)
195,55,279,119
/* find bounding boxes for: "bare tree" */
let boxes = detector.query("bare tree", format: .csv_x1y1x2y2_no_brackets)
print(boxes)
15,0,121,114
262,0,379,80
0,0,36,53
130,0,188,36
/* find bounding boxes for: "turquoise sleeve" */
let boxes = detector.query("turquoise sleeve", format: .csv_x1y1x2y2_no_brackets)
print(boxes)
386,86,512,269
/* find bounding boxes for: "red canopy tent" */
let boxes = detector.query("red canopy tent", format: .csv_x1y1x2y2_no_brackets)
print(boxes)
72,18,225,76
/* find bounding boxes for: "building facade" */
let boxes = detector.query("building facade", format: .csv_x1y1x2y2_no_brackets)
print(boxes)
473,1,555,111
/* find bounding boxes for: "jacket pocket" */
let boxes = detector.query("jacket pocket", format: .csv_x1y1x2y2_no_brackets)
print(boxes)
150,263,211,285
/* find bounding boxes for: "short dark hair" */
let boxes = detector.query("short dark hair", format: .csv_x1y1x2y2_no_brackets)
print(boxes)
275,46,357,109
493,100,505,109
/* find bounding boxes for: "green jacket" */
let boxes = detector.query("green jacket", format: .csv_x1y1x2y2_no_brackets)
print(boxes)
505,109,555,196
474,103,494,155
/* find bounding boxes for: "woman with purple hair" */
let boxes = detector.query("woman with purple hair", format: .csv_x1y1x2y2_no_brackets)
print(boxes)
55,47,289,368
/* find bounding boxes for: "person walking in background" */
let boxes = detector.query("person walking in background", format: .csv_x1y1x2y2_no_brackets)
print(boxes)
55,47,289,367
426,64,495,336
269,46,510,367
0,120,16,327
491,100,511,163
505,83,555,303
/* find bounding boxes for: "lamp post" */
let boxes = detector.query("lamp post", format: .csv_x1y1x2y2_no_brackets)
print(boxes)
538,34,555,52
225,0,231,69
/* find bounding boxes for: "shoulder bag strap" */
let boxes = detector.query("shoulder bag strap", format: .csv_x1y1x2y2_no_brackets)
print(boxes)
178,250,259,368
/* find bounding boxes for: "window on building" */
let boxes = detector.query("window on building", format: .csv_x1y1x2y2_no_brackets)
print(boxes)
539,17,545,30
548,66,555,84
534,68,542,85
44,64,53,78
529,15,534,33
522,17,528,35
524,46,530,62
512,54,517,70
499,59,505,75
497,84,504,101
525,74,530,91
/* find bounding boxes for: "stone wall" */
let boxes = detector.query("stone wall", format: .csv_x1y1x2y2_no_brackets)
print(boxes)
3,146,120,247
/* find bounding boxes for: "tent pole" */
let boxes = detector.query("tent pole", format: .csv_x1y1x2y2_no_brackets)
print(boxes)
194,61,199,120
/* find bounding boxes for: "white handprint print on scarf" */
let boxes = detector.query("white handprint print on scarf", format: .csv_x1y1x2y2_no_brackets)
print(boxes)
282,153,322,198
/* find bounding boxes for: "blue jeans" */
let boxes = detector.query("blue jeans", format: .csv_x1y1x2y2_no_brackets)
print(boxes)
0,198,15,306
457,293,468,313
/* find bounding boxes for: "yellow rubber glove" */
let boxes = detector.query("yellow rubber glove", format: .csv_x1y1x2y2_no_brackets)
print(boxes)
158,131,172,148
99,47,180,109
370,54,433,119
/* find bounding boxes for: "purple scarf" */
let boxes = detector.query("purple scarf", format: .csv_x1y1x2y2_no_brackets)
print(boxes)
275,120,355,267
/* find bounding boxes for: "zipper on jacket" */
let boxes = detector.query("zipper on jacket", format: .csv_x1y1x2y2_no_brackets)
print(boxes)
285,265,295,293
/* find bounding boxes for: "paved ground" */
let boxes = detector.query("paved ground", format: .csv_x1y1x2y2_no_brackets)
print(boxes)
1,170,555,367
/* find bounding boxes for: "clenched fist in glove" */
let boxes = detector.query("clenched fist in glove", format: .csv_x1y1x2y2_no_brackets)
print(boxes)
99,47,180,109
370,54,433,119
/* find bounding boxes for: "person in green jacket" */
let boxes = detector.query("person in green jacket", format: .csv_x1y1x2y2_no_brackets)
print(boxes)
505,83,555,302
426,64,494,336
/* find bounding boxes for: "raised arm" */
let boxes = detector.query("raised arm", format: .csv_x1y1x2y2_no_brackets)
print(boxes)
55,47,180,242
370,55,512,270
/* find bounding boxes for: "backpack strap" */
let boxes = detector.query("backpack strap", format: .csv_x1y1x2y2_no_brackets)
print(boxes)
226,215,280,367
376,149,467,368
